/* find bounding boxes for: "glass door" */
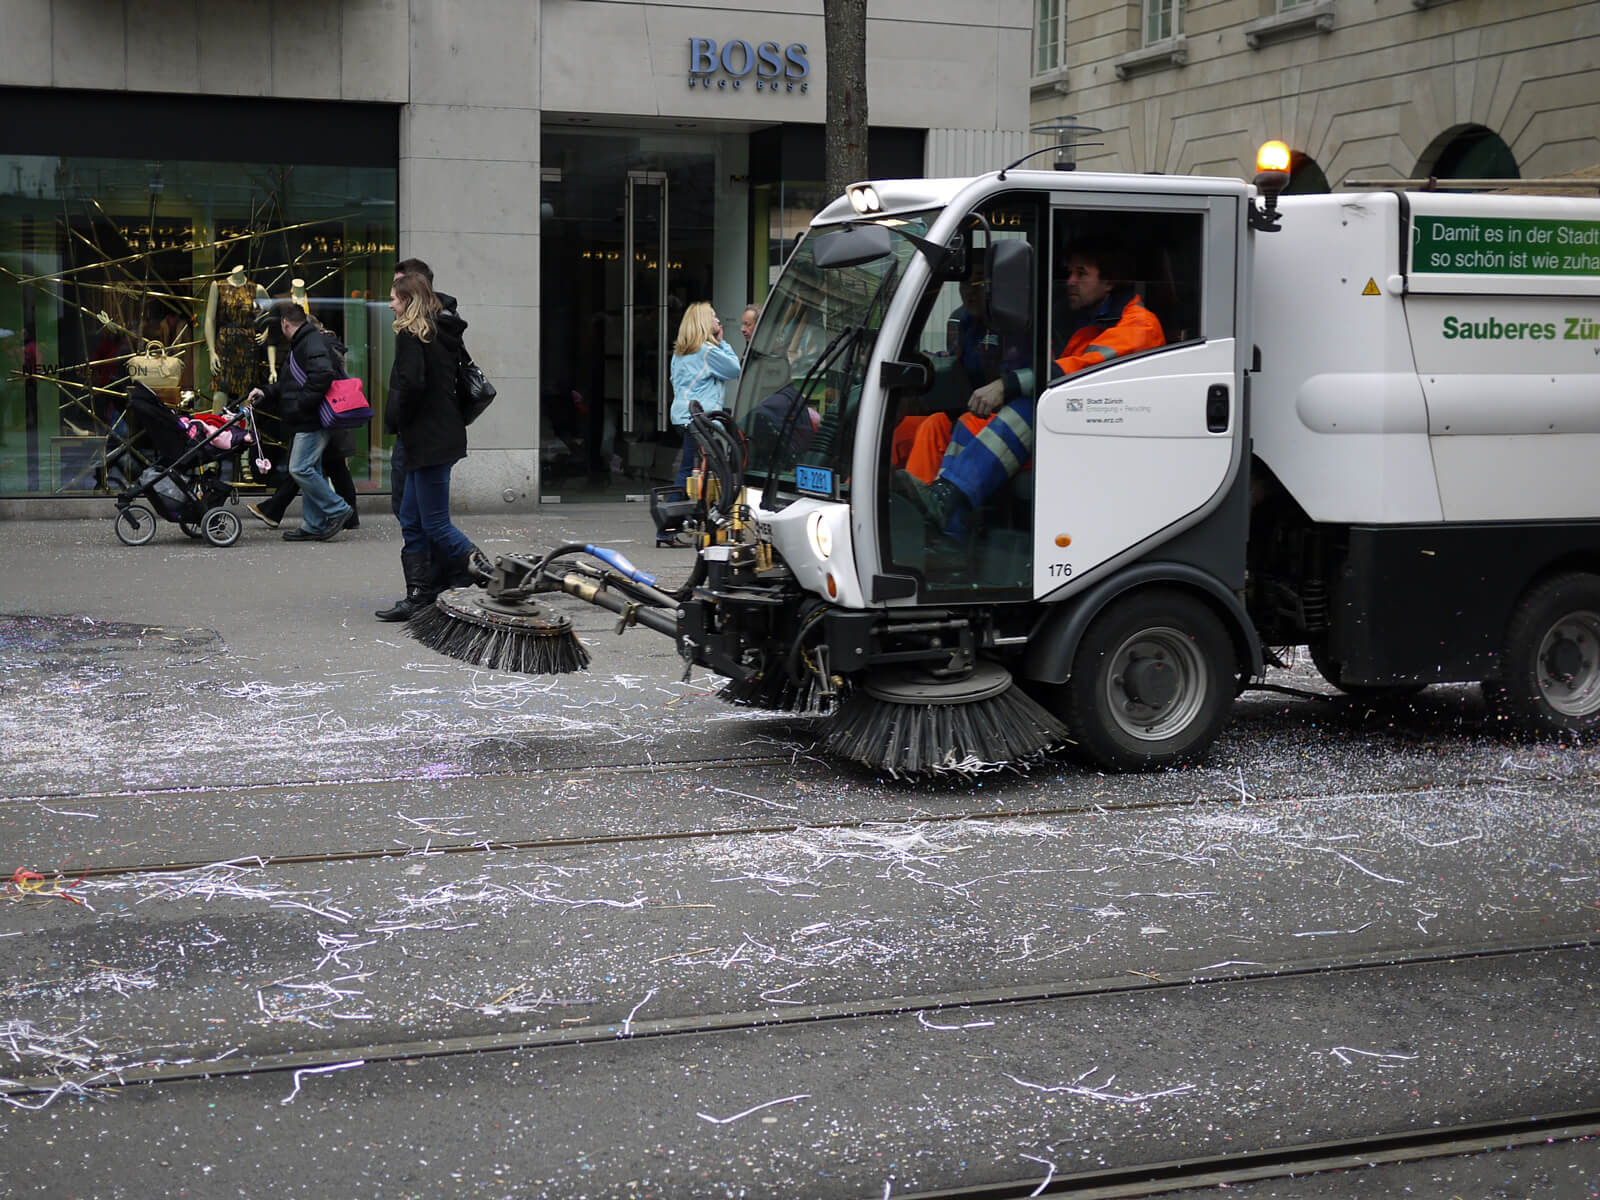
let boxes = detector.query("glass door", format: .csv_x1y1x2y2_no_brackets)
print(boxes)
623,170,668,440
540,130,721,500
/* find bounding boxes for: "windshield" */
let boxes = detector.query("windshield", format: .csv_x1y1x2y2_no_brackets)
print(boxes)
732,213,932,507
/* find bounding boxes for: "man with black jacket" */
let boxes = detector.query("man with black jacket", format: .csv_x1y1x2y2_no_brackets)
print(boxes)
246,301,354,541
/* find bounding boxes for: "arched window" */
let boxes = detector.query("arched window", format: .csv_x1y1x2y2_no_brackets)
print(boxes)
1414,125,1519,182
1285,151,1329,194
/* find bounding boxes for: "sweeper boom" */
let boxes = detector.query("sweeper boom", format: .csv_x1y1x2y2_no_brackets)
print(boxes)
415,143,1600,775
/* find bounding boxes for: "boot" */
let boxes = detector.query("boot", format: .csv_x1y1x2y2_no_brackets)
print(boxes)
374,552,435,621
445,544,494,588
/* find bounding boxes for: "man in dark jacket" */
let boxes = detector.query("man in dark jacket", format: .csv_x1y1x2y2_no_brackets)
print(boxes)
246,301,354,541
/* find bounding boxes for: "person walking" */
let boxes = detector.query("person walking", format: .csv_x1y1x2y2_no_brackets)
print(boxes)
373,272,489,621
659,302,739,547
248,309,360,531
374,258,467,617
245,301,354,541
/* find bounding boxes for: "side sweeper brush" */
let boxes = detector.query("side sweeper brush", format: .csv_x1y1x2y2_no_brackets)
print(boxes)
825,662,1069,775
407,587,590,674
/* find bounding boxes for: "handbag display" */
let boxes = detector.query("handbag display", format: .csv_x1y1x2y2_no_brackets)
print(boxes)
127,341,184,407
319,376,373,429
457,353,496,425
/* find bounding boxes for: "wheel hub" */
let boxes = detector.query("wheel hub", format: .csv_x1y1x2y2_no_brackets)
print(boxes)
1105,628,1208,741
1123,653,1179,708
1537,613,1600,716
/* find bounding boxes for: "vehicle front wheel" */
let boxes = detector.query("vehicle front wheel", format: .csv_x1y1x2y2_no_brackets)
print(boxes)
1061,589,1236,771
1496,572,1600,738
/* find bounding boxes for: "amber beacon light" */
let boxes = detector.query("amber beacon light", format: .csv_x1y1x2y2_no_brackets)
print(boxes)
1249,140,1292,232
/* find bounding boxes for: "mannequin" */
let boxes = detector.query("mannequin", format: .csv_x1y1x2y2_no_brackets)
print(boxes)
291,278,310,317
205,265,272,408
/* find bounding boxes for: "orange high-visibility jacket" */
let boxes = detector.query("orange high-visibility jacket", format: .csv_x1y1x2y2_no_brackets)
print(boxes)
904,292,1165,483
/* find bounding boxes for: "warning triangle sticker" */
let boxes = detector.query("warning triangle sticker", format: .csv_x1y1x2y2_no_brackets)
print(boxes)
1361,277,1381,296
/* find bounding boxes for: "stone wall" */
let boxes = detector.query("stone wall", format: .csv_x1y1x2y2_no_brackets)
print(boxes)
1030,0,1600,182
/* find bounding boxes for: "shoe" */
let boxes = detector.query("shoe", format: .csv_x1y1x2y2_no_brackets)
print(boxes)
247,503,280,529
315,508,353,542
892,470,967,533
345,516,359,530
282,526,319,541
376,552,433,621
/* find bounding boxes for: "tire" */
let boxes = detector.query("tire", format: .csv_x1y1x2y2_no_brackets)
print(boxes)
114,504,158,547
1060,589,1236,771
200,506,242,548
1495,572,1600,738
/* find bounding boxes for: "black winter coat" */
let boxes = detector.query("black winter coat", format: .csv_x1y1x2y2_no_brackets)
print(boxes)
262,323,335,437
387,310,468,469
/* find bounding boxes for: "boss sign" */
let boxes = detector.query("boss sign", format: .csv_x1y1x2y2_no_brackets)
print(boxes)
688,38,810,92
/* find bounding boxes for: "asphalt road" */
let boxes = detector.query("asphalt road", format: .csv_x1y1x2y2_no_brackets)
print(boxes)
2,506,1597,1198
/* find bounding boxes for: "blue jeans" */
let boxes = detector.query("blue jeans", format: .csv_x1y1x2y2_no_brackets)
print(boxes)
288,429,352,532
673,426,696,491
398,461,474,561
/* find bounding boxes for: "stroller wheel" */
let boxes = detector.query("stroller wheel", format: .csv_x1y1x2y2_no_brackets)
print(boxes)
201,506,242,548
114,503,158,547
179,520,205,539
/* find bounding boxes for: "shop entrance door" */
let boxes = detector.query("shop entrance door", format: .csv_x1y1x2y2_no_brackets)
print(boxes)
540,131,721,500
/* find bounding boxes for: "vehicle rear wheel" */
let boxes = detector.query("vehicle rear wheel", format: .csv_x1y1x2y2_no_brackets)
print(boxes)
1061,589,1236,771
114,503,158,547
1495,572,1600,737
200,506,242,548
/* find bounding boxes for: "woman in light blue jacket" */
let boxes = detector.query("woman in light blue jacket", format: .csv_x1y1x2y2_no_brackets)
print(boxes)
669,301,741,498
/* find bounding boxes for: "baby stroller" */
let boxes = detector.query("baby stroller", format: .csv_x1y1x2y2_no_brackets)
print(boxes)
111,385,264,548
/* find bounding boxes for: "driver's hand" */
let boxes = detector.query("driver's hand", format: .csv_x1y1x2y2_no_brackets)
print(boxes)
969,378,1005,417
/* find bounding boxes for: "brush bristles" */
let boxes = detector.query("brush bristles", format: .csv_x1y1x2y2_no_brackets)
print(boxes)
716,670,837,715
407,601,590,674
825,683,1068,775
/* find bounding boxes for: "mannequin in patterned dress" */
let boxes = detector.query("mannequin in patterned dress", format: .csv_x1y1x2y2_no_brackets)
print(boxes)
205,265,270,406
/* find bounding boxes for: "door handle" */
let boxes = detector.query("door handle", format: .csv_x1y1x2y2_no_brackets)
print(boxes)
1206,383,1230,433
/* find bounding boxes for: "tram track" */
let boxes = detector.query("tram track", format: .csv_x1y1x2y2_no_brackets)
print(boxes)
4,935,1592,1101
7,753,1586,881
898,1109,1600,1198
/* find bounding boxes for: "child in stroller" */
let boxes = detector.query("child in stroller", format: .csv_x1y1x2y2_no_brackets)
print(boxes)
111,384,266,547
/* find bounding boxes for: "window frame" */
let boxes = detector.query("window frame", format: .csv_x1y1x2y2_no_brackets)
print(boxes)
1143,0,1182,45
1033,0,1067,78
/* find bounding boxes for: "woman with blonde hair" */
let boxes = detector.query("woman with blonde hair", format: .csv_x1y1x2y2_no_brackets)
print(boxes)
374,272,490,620
662,301,740,545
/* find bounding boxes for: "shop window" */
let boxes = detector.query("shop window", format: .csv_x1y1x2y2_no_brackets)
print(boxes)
0,154,396,497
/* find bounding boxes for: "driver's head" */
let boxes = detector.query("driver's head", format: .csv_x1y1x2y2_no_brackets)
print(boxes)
1064,238,1133,312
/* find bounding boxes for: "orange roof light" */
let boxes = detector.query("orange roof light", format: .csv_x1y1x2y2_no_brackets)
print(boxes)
1256,140,1291,175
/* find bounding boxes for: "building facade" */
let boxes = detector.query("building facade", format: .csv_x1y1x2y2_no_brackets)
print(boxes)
0,0,1029,511
1029,0,1600,187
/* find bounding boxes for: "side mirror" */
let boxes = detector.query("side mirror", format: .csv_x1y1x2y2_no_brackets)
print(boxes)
812,223,893,270
984,239,1033,334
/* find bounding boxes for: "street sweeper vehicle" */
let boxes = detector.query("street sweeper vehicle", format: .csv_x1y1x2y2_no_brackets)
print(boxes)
411,142,1600,775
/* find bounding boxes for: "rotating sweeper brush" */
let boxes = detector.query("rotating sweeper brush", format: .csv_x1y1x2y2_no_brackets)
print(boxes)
826,662,1068,775
407,587,590,674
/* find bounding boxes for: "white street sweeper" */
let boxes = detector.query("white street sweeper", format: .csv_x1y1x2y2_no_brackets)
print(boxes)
411,143,1600,775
